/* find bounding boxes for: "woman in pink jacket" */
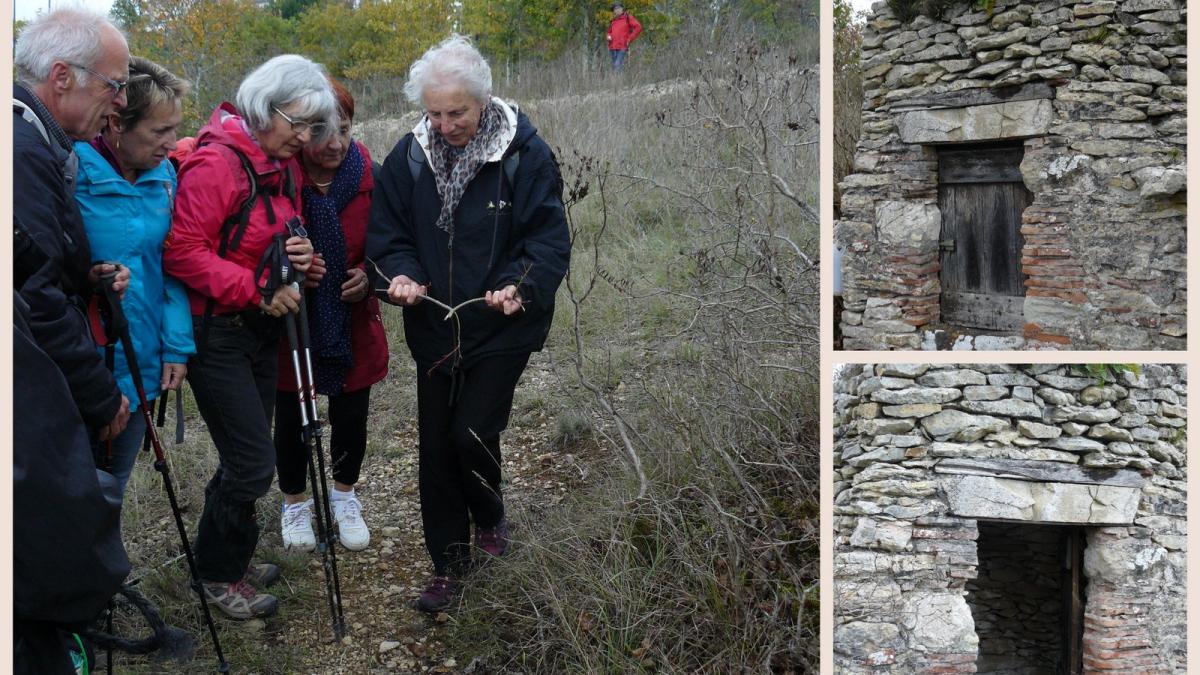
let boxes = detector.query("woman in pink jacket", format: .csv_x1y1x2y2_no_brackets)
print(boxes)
163,54,334,621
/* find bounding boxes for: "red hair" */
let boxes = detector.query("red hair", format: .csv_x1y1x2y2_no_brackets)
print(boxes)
328,76,355,121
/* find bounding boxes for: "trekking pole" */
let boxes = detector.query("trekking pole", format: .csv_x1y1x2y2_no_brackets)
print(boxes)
96,271,230,673
271,226,347,639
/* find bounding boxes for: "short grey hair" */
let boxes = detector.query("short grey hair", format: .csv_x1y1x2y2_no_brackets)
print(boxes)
14,8,123,86
235,54,337,133
403,34,492,107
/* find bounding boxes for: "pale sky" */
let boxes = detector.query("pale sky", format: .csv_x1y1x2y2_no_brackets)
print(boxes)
850,0,876,18
14,0,115,22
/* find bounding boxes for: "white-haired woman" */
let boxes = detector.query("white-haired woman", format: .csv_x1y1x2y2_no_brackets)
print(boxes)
368,35,571,613
163,54,333,620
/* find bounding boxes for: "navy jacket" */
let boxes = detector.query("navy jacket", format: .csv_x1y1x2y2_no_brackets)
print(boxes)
367,107,570,370
14,84,123,430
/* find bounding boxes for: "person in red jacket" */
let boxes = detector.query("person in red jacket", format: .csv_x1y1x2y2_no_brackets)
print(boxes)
607,3,643,74
275,77,389,554
163,54,334,620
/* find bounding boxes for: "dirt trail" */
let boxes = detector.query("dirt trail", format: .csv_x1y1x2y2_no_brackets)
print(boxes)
269,356,577,674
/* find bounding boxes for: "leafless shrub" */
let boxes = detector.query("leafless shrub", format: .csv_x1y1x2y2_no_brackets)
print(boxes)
448,39,819,673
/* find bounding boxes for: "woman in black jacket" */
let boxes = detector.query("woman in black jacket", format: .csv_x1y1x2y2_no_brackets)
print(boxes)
367,34,570,613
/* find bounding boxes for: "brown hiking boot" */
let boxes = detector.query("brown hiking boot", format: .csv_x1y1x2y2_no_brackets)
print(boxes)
244,562,280,588
202,579,278,619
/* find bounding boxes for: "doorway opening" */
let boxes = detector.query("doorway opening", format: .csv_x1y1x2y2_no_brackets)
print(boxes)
968,521,1086,674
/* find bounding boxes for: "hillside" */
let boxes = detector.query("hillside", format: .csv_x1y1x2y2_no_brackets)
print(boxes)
115,42,818,674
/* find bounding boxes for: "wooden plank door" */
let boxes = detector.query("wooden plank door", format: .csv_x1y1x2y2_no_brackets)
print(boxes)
937,143,1030,332
1062,528,1085,675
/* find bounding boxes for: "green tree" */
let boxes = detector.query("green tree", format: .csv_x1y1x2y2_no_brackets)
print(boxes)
296,0,454,80
114,0,298,133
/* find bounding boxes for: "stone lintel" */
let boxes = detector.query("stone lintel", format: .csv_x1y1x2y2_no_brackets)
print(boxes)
941,474,1140,524
897,98,1053,144
935,458,1146,488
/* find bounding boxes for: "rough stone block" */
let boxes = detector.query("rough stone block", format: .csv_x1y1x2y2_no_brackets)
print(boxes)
942,475,1141,523
922,409,1010,437
875,200,941,247
897,98,1054,143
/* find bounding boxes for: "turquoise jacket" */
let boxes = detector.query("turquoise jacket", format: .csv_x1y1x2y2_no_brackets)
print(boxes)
74,141,195,412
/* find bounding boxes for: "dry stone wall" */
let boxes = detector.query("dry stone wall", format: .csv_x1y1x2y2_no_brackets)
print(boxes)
833,363,1187,673
837,0,1186,350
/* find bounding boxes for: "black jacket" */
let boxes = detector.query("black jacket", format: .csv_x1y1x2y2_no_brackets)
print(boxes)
367,109,570,370
13,84,123,430
14,291,129,649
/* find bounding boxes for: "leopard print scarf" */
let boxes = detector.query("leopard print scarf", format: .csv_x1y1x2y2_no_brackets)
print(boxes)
427,100,509,237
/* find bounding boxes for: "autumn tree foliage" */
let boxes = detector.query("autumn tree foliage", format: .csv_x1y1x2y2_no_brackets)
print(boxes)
84,0,810,132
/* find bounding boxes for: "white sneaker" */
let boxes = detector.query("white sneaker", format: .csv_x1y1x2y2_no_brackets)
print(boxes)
281,499,316,552
332,493,370,551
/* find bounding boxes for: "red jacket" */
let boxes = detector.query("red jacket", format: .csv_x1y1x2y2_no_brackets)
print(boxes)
607,12,642,51
277,142,389,394
164,103,303,316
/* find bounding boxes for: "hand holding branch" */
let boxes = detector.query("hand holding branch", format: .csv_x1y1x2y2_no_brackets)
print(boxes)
387,274,428,306
485,285,524,315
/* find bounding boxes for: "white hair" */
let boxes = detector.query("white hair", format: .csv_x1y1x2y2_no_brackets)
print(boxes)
235,54,337,133
403,34,493,107
14,8,124,86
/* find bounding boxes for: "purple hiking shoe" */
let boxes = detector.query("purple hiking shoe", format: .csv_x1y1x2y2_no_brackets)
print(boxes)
475,517,510,557
415,576,460,613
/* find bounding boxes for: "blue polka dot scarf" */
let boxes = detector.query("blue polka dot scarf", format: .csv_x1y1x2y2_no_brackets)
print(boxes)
302,141,365,396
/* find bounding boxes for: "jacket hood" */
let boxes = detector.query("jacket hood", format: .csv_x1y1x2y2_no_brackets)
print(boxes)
413,97,534,165
194,102,282,176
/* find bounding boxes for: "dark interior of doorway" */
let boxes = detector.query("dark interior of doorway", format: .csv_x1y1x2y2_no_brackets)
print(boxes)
967,521,1086,675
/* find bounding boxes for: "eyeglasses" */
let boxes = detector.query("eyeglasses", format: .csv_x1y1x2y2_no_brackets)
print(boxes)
68,63,128,96
273,107,326,136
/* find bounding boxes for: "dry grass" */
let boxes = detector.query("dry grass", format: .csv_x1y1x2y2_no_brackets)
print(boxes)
441,39,821,673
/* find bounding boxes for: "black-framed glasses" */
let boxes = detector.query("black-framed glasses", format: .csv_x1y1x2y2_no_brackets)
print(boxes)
68,63,128,96
272,106,326,136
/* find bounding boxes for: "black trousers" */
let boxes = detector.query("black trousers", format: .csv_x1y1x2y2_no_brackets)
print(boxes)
187,313,281,583
417,354,529,575
274,386,371,494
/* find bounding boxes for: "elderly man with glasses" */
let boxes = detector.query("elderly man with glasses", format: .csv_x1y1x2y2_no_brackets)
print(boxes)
13,7,135,673
14,8,133,453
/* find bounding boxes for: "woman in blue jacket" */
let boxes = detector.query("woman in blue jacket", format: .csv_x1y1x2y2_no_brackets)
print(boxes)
74,56,195,495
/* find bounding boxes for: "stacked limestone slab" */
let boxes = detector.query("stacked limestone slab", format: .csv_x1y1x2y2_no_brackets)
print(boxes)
837,0,1186,350
833,363,1187,673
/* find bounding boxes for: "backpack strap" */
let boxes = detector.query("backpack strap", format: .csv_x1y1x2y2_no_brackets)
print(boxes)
14,99,49,147
502,151,519,188
197,143,281,353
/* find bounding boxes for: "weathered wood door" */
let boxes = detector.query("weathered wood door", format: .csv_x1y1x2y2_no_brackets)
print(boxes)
1061,528,1085,675
937,143,1030,332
